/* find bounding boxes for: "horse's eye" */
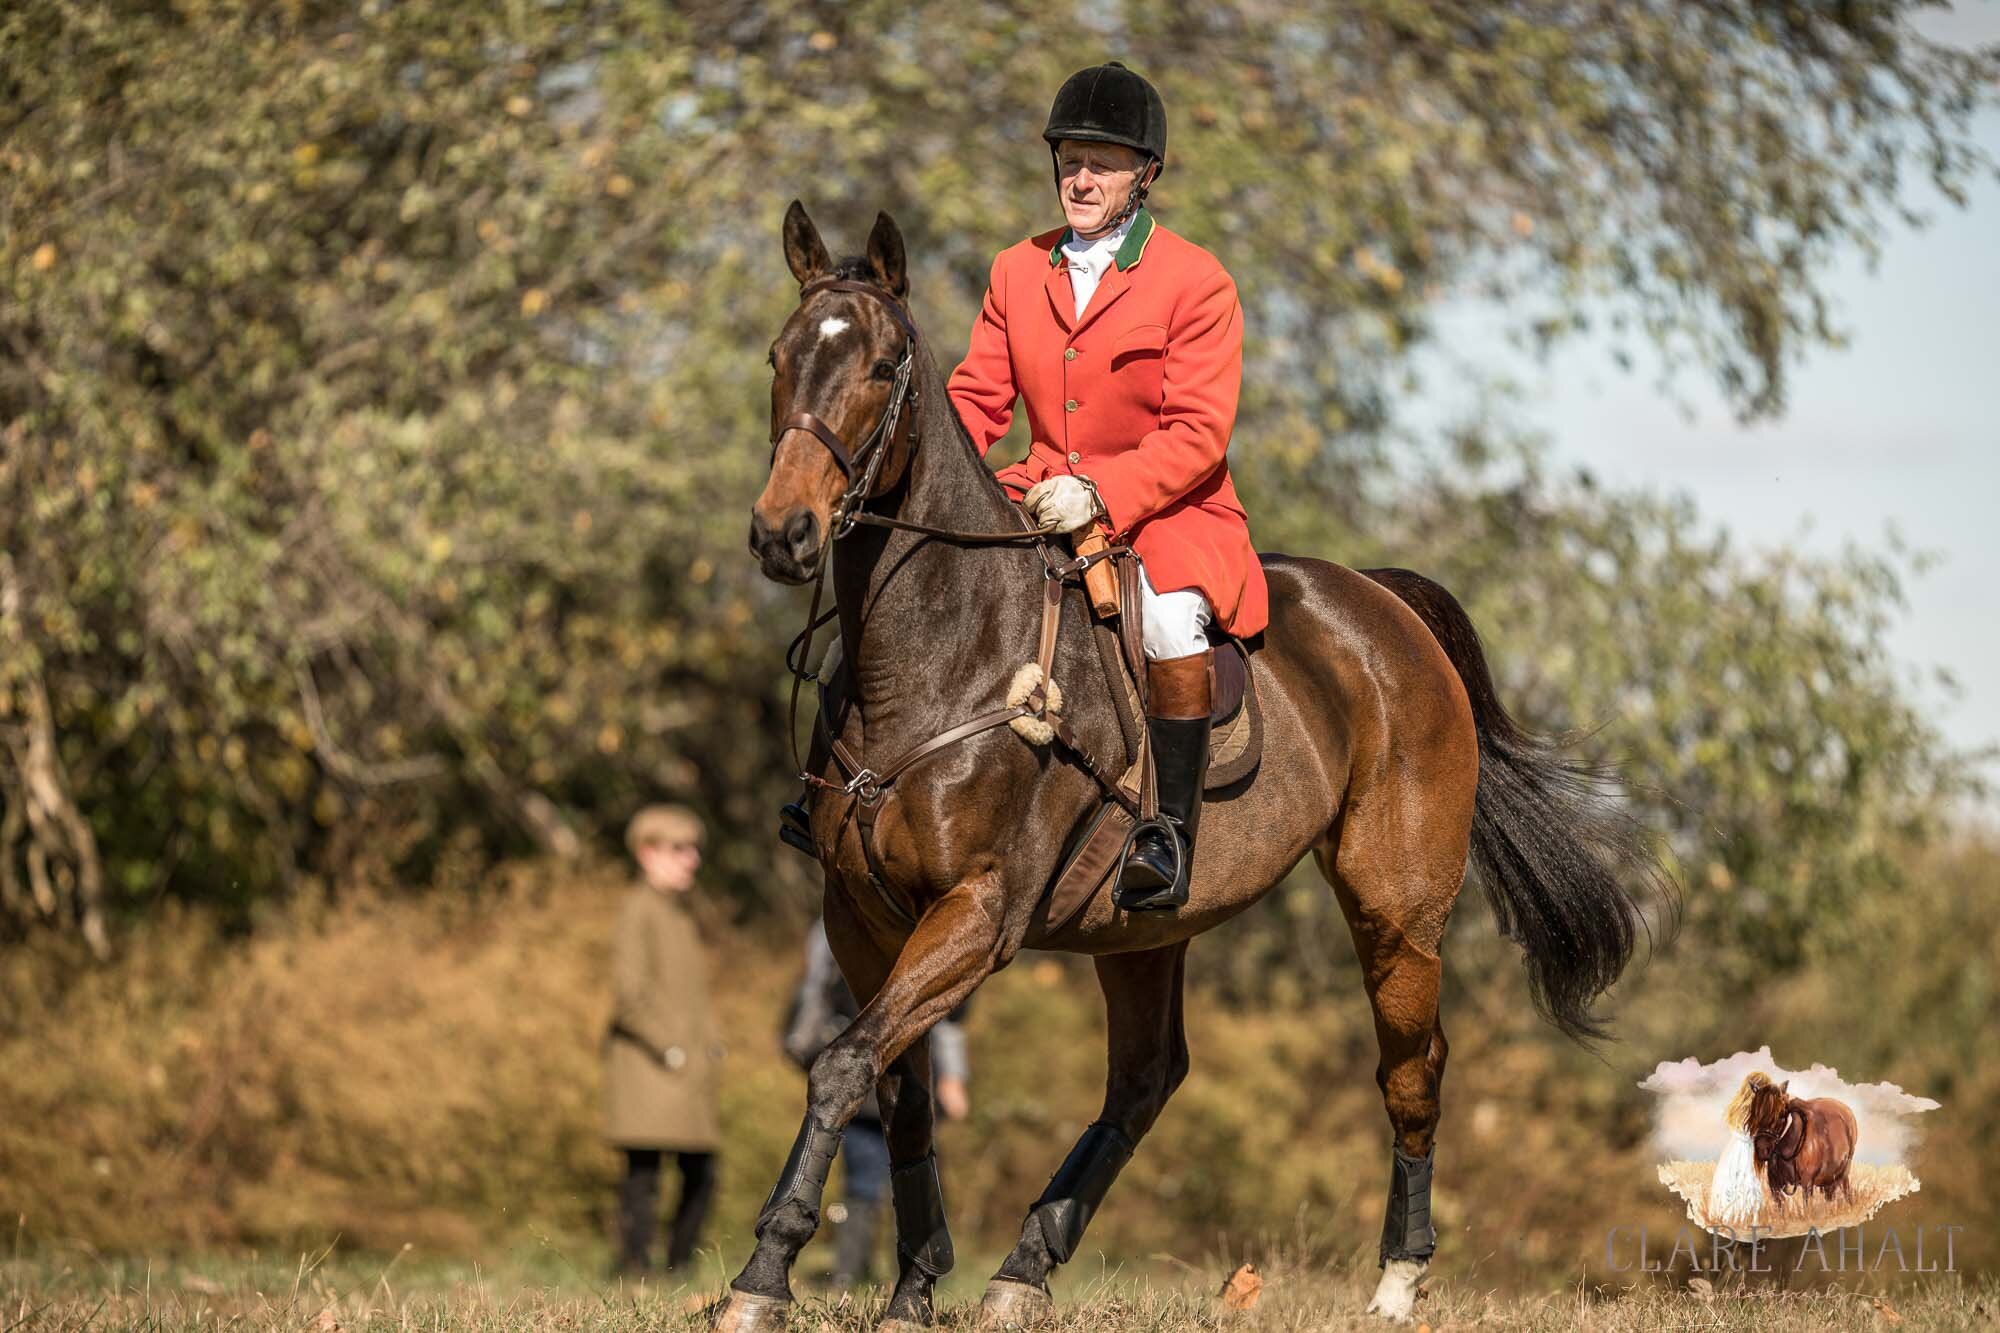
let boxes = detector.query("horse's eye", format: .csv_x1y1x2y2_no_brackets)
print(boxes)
872,359,896,381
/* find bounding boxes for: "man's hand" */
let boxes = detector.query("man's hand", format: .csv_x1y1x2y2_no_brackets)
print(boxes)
935,1074,971,1121
1022,475,1102,533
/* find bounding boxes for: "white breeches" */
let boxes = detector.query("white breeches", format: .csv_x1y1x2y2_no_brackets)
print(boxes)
1138,562,1213,660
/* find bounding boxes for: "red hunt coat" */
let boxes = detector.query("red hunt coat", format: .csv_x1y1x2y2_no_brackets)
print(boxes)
947,208,1269,639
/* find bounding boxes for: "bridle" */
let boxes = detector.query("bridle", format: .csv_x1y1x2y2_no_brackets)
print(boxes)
770,277,922,534
766,275,1148,915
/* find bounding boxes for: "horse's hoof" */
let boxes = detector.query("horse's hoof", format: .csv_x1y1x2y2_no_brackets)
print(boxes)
710,1288,791,1333
1364,1258,1426,1321
979,1278,1053,1328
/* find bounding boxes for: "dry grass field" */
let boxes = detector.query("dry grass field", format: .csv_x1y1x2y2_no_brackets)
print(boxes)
4,1248,1995,1332
4,842,1996,1328
1658,1160,1924,1237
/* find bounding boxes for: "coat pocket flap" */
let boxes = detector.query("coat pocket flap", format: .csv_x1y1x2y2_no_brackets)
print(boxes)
1112,324,1168,357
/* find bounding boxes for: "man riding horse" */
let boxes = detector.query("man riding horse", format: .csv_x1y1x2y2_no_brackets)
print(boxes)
949,60,1264,912
733,57,1656,1333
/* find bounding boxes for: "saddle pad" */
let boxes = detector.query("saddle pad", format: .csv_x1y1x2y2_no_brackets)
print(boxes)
1092,624,1264,793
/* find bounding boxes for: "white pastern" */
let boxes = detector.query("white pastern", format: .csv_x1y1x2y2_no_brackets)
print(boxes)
817,316,850,340
1365,1258,1427,1322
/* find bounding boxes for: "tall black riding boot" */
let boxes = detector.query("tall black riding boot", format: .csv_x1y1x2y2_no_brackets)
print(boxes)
1115,649,1212,912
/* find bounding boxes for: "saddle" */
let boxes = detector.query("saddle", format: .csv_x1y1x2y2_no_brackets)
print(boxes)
1092,620,1262,793
1022,560,1265,944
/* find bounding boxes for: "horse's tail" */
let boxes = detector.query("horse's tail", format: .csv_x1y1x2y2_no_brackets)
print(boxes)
1363,567,1665,1045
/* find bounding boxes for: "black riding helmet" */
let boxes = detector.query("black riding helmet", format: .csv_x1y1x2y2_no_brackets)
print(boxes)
1043,61,1165,223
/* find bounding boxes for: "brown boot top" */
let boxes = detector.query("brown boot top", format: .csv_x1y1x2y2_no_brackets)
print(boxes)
1146,649,1213,720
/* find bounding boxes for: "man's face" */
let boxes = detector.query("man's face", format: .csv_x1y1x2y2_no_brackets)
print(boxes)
1056,139,1149,238
637,838,702,893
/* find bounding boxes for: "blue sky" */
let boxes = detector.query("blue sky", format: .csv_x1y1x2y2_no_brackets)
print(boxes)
1447,14,1999,794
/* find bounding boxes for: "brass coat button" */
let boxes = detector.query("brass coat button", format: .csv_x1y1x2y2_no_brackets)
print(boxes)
1068,451,1081,464
1065,399,1078,412
1064,347,1077,361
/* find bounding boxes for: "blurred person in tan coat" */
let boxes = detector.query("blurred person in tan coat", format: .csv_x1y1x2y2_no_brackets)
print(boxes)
605,804,724,1277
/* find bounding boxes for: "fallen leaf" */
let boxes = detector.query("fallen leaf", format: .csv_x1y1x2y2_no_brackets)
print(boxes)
311,1310,340,1332
31,243,56,271
1687,1275,1714,1302
1219,1262,1262,1311
1870,1295,1902,1324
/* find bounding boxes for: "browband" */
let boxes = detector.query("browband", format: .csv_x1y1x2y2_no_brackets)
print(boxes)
798,276,920,343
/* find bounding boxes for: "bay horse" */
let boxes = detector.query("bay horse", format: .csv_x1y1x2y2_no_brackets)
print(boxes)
1744,1074,1858,1208
719,202,1657,1329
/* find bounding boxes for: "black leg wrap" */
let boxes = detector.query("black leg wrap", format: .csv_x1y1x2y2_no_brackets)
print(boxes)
755,1114,842,1237
1379,1147,1436,1265
1025,1121,1135,1265
890,1152,955,1277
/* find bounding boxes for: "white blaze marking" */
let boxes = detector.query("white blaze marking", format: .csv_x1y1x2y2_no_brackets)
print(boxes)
818,316,850,340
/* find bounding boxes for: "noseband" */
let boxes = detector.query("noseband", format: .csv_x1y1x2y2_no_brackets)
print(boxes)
772,277,921,530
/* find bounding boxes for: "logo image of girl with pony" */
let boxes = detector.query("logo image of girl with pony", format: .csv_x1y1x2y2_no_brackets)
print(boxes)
1645,1049,1936,1237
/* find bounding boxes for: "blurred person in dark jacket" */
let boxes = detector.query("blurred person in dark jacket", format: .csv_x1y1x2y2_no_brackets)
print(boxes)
782,918,971,1289
604,804,725,1278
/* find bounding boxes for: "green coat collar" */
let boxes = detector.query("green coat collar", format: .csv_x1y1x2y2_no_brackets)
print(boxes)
1048,206,1156,271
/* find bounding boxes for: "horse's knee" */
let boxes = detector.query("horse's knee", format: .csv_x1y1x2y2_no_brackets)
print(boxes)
808,1041,877,1124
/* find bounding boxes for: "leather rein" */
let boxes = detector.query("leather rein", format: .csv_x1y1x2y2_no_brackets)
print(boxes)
773,277,1141,907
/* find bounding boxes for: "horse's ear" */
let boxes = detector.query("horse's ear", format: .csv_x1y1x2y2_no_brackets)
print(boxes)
867,211,908,299
1780,1080,1790,1096
784,199,831,287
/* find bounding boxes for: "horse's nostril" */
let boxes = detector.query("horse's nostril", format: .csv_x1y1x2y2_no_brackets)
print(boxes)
785,511,819,558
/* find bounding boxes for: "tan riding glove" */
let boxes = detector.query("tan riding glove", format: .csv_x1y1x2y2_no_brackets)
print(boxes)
1022,475,1103,534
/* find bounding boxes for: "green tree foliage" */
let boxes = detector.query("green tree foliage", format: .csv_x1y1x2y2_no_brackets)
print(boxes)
1,2,1990,978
